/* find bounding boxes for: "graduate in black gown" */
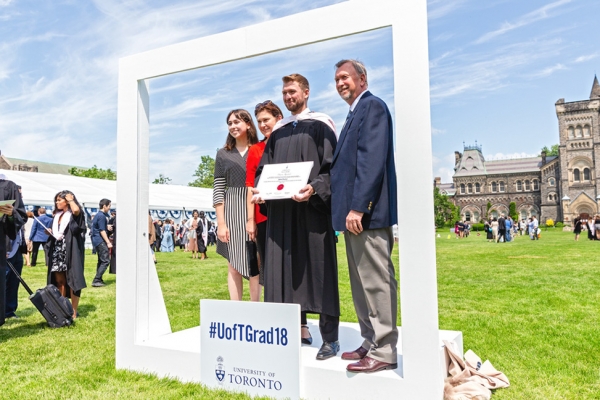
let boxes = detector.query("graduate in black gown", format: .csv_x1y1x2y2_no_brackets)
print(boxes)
0,176,27,326
254,73,340,361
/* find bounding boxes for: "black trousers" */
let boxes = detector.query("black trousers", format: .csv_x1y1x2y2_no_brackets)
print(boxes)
31,241,46,266
301,311,339,342
5,252,23,318
497,229,506,242
93,242,110,283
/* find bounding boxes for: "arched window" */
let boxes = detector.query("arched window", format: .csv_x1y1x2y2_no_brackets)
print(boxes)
491,182,497,192
473,211,480,222
525,180,530,191
491,211,498,218
548,193,555,202
584,168,591,181
465,212,471,222
520,210,527,220
574,169,580,182
516,180,522,191
499,181,505,192
548,177,555,186
530,209,537,217
467,183,473,194
576,126,582,138
583,125,591,137
460,184,465,194
568,126,574,138
533,180,539,190
475,183,481,193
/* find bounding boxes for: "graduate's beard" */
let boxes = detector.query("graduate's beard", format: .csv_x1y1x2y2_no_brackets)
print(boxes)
285,99,305,114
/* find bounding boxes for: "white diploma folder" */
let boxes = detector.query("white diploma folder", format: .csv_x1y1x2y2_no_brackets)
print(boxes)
256,161,314,200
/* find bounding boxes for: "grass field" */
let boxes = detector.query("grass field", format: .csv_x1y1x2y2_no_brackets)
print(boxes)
1,229,599,399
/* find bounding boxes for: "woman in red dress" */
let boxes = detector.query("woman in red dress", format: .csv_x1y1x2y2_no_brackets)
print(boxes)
245,101,283,296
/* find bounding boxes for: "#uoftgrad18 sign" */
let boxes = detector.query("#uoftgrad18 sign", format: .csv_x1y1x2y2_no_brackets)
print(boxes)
200,300,301,399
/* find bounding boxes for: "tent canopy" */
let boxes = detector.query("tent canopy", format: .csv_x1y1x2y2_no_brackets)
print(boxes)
2,170,214,212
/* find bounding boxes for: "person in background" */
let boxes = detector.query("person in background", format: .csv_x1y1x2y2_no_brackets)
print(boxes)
491,217,499,242
46,190,86,319
29,207,52,266
160,218,175,252
178,219,189,251
595,215,600,240
154,219,163,252
23,211,34,266
246,100,284,289
505,217,512,242
497,214,506,243
108,211,116,274
585,218,595,240
186,211,200,259
5,224,26,319
148,212,156,264
196,211,211,260
485,219,493,242
91,198,112,287
573,217,582,241
532,216,539,240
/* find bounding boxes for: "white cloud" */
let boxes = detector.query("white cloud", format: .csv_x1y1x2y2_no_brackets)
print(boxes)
0,0,14,6
474,0,572,44
427,0,467,20
529,63,567,78
431,127,445,135
574,54,598,63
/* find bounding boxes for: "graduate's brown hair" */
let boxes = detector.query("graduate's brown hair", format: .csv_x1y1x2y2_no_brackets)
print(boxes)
224,109,258,151
282,73,310,91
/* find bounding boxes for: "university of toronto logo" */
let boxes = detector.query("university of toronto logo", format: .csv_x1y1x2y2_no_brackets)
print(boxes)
215,356,225,382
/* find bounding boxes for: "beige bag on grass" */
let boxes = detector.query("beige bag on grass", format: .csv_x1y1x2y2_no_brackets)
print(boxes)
443,340,510,400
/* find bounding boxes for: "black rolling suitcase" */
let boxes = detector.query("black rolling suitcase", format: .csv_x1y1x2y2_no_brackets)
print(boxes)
6,261,74,328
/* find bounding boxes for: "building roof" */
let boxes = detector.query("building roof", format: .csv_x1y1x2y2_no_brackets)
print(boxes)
453,144,558,177
438,182,456,196
590,75,600,100
1,155,84,175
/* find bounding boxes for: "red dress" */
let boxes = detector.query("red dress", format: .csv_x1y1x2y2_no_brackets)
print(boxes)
246,141,267,224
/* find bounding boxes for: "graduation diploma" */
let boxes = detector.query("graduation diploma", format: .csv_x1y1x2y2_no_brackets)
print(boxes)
0,199,15,217
256,161,314,200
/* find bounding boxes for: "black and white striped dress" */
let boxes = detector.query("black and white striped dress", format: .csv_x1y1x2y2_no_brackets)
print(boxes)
213,147,253,278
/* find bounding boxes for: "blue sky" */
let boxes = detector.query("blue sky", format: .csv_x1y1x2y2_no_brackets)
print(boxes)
0,0,598,185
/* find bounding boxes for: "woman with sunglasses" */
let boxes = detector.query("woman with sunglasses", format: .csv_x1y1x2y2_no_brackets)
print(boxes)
46,190,86,319
245,100,283,283
214,109,260,301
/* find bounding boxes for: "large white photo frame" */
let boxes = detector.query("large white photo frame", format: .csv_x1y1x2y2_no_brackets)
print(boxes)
116,0,449,398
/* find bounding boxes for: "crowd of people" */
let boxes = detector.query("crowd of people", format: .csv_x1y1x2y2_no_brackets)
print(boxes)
572,215,600,241
482,215,540,242
2,60,399,374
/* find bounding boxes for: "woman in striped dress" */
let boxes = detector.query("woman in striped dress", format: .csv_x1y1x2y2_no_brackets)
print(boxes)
214,109,260,301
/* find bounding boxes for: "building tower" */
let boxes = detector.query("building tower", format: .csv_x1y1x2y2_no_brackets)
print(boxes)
555,76,600,222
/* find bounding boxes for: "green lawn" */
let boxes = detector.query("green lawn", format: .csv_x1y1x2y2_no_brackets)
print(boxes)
1,230,599,399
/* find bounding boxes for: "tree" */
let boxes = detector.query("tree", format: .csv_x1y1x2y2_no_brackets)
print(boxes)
69,165,116,180
152,174,172,184
433,187,459,228
540,144,559,156
509,202,518,221
486,201,492,217
188,155,215,188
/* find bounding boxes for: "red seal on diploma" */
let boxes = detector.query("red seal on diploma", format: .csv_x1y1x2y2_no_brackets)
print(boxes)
277,184,284,191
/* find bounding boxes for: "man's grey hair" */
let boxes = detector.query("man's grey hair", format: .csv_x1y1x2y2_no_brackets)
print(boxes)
335,59,368,86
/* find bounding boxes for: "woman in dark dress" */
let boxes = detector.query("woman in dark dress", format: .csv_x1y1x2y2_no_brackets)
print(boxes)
214,109,259,301
46,190,86,319
573,217,582,241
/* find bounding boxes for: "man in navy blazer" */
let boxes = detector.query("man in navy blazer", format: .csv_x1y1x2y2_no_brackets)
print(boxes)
330,59,398,373
29,207,52,266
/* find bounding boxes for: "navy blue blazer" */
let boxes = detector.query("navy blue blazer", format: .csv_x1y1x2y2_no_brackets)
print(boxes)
330,91,397,231
29,213,52,242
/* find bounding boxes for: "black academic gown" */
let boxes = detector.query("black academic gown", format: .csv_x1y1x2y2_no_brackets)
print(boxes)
195,218,211,254
256,119,340,317
0,180,26,326
109,216,116,274
46,211,87,297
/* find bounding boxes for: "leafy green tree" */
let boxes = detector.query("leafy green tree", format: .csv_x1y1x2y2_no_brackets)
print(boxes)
152,174,172,184
69,165,116,180
509,202,518,221
433,187,458,228
486,201,492,217
540,144,559,156
188,155,215,188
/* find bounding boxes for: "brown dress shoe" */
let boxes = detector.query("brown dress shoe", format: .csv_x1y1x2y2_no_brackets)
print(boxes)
341,346,369,360
346,356,397,373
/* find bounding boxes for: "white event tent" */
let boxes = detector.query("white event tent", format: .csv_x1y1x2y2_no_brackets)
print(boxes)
2,170,215,222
